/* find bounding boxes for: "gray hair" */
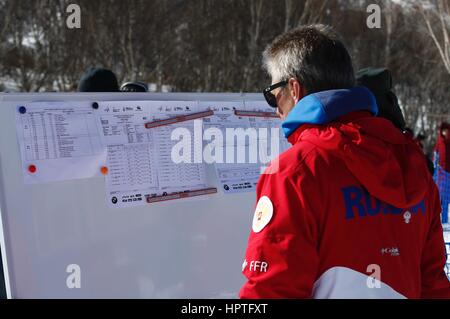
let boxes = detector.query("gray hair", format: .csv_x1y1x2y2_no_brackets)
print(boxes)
263,24,355,94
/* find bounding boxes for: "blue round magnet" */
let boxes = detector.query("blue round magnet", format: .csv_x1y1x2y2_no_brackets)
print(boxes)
19,106,27,114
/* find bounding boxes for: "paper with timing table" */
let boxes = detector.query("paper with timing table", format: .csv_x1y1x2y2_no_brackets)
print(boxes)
97,100,209,208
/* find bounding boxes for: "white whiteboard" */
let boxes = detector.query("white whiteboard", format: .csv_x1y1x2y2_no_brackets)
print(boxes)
0,92,267,299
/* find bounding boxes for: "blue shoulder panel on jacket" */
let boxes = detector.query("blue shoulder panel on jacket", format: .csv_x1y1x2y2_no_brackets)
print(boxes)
282,86,378,138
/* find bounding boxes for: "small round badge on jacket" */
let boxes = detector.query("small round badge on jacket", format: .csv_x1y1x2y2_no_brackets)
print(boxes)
252,196,274,233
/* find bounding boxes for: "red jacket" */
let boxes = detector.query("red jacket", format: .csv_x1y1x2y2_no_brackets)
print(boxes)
240,88,450,299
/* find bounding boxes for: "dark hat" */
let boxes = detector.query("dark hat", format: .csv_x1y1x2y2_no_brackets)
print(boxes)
78,67,119,92
439,122,450,132
120,81,149,92
356,67,406,131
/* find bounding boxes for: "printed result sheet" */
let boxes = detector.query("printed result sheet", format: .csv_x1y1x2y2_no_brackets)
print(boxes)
97,101,209,207
15,102,106,184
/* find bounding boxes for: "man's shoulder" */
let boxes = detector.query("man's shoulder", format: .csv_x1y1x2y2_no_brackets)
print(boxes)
264,140,322,177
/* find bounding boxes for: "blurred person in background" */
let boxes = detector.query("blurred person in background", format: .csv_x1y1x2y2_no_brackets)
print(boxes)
435,123,450,172
77,67,119,92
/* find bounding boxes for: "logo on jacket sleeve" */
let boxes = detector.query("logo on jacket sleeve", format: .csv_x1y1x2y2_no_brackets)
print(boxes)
252,196,273,233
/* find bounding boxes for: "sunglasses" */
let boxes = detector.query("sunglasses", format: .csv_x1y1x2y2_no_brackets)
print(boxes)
263,80,288,108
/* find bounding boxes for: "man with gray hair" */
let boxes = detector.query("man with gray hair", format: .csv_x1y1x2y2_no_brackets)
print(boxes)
240,25,450,299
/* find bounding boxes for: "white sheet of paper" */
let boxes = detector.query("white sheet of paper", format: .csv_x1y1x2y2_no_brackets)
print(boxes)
15,102,107,184
197,101,258,193
245,101,291,154
97,101,210,208
202,101,291,194
200,101,251,147
215,163,260,194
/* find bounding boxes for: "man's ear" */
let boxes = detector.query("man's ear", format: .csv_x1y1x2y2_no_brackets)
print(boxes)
289,78,306,103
